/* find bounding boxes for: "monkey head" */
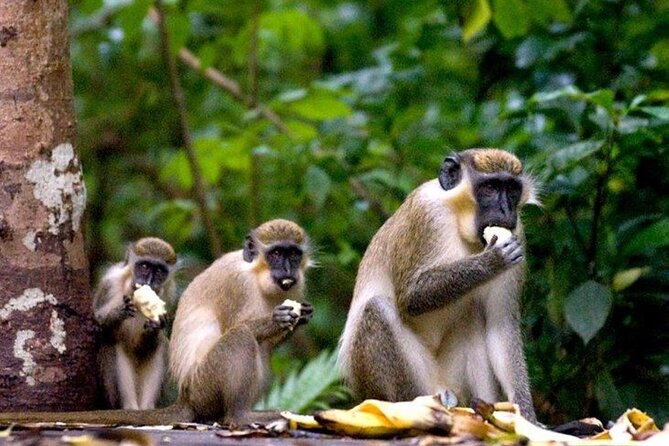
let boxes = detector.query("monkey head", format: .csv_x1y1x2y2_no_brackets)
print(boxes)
242,219,311,297
438,148,539,245
126,237,177,293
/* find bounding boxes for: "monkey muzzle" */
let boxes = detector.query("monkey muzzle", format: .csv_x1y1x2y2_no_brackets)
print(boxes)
278,277,296,291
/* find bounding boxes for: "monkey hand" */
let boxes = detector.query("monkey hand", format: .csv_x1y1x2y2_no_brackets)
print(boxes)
296,302,314,326
487,235,524,267
272,303,300,330
122,295,137,319
144,313,167,331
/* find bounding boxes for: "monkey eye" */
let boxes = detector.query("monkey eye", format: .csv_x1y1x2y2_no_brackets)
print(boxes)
268,249,282,261
479,183,497,195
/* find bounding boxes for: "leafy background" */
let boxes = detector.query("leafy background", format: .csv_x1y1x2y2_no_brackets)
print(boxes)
71,0,669,425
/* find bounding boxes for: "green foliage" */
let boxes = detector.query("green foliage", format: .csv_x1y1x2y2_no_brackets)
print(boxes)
564,281,612,345
70,0,669,425
255,350,350,413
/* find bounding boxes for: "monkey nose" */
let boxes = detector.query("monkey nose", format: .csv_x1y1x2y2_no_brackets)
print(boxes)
279,278,296,290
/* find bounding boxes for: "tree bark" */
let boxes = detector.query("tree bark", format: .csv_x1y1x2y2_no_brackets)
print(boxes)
0,0,97,410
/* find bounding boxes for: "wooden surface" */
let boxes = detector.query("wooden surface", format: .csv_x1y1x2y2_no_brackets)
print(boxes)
5,426,488,445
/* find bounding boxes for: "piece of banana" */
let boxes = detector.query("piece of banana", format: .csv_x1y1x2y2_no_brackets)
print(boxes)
483,226,512,245
132,285,166,322
280,411,321,430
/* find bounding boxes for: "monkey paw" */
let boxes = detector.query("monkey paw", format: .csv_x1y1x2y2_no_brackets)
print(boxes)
144,314,167,331
272,304,300,329
122,295,137,318
495,236,524,266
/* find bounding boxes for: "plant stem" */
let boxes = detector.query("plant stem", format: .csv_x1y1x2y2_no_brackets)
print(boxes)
586,133,614,279
154,0,222,258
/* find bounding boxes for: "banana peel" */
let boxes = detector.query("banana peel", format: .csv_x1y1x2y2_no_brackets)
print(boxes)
592,408,659,441
311,394,453,438
281,395,665,444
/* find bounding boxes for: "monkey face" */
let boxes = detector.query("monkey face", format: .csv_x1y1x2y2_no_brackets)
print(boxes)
474,174,522,241
133,260,169,292
265,243,304,291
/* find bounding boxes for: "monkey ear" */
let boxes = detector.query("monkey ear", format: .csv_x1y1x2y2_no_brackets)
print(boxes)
438,155,462,190
243,235,257,262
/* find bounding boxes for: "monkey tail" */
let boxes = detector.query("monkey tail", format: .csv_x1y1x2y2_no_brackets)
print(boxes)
0,401,194,426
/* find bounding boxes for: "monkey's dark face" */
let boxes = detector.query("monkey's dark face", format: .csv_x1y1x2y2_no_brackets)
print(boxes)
264,243,303,291
134,260,169,292
474,174,522,238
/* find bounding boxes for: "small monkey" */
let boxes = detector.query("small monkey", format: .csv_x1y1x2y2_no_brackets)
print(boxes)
94,237,177,410
338,148,539,422
0,220,313,426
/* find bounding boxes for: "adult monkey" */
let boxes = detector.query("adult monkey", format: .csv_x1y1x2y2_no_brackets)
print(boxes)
338,148,539,422
0,219,313,425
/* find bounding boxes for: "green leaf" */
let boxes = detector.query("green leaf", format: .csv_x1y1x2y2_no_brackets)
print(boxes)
161,152,192,190
285,120,318,143
624,219,669,255
530,85,582,104
289,92,352,122
550,140,605,170
117,0,151,40
255,350,349,413
493,0,530,39
638,106,669,120
564,281,612,345
595,369,626,419
612,267,650,292
629,95,647,110
528,0,572,24
462,0,492,42
305,166,331,207
167,13,191,55
585,90,615,114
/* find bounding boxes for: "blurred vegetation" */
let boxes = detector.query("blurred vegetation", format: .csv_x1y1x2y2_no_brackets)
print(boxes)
70,0,669,425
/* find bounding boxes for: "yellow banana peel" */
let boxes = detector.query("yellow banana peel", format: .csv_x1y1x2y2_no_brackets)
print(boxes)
313,394,453,438
280,395,665,444
592,408,659,441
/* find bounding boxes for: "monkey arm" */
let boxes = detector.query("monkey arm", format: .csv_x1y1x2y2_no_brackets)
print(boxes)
398,249,508,317
245,316,291,346
93,289,131,330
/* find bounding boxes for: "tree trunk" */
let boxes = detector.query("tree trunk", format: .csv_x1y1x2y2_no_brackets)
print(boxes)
0,0,97,410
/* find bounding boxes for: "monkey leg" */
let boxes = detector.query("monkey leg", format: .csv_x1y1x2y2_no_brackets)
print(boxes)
347,296,428,402
137,340,167,409
114,344,140,410
462,313,500,404
187,327,264,423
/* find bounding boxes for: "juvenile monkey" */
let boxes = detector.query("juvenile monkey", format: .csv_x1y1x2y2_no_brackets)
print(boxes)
93,237,177,410
338,148,539,422
0,219,313,426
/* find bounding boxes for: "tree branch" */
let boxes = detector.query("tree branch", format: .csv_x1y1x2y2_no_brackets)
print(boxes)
154,0,222,258
248,0,261,107
564,201,588,257
176,47,291,135
349,177,390,221
146,8,290,135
